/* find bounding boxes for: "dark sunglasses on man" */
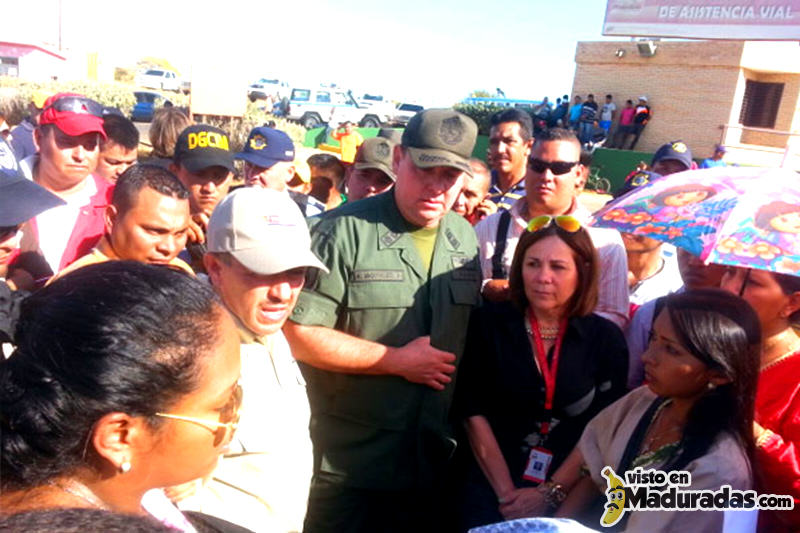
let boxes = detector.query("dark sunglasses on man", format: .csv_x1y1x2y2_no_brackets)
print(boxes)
528,157,580,175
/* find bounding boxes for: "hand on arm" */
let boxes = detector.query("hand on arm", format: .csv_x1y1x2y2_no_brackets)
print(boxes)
283,322,455,390
500,447,592,519
186,213,209,245
474,199,498,221
549,447,601,517
482,279,510,302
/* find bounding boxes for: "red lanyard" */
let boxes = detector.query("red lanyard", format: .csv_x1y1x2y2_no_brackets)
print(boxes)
527,312,567,436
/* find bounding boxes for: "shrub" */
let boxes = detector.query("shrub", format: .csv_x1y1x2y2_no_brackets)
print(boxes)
114,67,135,84
0,77,137,124
453,103,508,135
199,101,306,153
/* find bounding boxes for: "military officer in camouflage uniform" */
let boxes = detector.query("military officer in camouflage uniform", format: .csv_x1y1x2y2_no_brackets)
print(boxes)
285,109,482,532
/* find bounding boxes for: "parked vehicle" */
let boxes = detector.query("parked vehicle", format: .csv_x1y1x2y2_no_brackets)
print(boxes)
286,87,390,129
135,69,181,92
131,91,173,122
389,103,424,126
248,78,290,102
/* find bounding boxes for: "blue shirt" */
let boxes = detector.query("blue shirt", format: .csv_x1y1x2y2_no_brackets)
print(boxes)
487,170,525,212
568,104,583,122
700,158,726,169
9,119,36,160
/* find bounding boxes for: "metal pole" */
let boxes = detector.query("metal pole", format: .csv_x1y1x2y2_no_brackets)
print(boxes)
58,0,62,51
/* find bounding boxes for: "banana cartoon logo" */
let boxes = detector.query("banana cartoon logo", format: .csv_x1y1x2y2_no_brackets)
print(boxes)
601,467,627,527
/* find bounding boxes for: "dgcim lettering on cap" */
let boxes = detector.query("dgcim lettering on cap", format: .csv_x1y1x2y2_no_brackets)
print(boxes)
188,131,230,151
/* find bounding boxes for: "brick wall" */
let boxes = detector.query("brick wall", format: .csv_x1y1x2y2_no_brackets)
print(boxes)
572,41,747,157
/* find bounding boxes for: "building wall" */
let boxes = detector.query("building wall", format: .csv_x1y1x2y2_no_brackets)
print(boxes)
18,49,65,82
572,40,745,156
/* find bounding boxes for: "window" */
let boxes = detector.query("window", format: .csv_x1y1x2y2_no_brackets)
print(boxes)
291,89,310,102
0,57,18,77
739,80,784,128
333,92,351,105
316,91,331,103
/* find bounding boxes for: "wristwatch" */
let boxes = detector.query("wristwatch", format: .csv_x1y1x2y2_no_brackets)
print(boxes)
541,481,568,509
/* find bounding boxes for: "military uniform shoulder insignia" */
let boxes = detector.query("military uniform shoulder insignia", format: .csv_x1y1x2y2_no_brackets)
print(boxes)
380,231,402,247
445,229,460,249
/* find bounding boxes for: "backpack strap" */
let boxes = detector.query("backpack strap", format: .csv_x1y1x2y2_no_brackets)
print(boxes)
491,209,512,280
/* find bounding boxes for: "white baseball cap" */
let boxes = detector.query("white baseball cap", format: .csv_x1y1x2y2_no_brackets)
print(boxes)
207,188,329,275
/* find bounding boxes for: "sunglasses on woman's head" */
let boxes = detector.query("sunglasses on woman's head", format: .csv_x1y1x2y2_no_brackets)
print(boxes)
528,158,580,175
155,383,243,447
526,215,582,234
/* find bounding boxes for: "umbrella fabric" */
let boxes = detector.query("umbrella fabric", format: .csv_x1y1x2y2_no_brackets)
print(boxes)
0,168,66,227
592,166,800,276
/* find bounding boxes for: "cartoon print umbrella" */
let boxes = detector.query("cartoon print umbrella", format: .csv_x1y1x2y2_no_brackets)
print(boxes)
591,166,800,276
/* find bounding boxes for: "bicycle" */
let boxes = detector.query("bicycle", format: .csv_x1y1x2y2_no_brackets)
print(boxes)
586,165,611,194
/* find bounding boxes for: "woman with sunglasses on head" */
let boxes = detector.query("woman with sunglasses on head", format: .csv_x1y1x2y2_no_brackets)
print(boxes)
547,289,759,531
0,261,245,532
720,267,800,532
452,216,629,530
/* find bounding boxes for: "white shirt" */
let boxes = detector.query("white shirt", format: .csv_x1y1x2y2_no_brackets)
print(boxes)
600,102,617,122
474,197,630,328
21,154,96,273
179,325,312,533
628,245,683,307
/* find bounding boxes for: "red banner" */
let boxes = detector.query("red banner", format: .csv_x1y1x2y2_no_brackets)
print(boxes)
603,0,800,39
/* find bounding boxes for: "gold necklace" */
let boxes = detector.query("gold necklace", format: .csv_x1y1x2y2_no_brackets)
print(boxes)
525,321,560,341
48,479,110,510
761,337,800,372
642,400,683,454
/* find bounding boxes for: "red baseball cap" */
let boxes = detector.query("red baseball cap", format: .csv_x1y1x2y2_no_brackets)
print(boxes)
39,92,106,139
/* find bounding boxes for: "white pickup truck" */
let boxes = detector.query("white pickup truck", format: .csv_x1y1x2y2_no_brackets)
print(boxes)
285,87,392,129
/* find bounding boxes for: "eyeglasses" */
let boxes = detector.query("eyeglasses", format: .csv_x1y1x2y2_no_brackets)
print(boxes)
528,158,580,175
44,96,104,118
526,215,582,233
155,383,243,447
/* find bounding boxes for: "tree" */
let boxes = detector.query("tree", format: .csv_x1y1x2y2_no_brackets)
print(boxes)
137,57,180,75
469,90,491,98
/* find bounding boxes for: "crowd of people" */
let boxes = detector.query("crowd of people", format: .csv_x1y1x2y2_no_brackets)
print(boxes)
0,91,798,533
529,93,652,151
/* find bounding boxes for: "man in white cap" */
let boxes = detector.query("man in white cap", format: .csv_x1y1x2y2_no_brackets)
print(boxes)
628,96,651,150
177,187,328,532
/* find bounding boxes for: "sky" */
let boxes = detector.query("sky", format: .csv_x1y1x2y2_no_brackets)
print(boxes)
5,0,622,106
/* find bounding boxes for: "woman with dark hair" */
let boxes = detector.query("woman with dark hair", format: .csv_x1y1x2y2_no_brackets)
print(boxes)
551,289,760,531
453,216,629,530
721,267,800,531
0,262,242,532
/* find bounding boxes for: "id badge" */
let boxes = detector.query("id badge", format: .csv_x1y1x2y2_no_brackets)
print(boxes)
522,447,553,483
